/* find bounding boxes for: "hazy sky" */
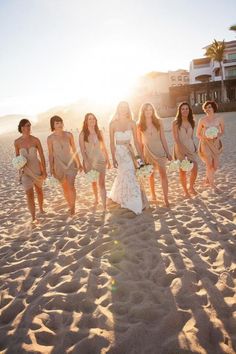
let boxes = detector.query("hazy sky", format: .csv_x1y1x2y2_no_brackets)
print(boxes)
0,0,235,116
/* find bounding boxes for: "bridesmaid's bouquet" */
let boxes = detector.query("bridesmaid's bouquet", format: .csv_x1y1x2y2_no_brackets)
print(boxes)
136,164,153,179
12,155,27,170
85,169,99,183
168,160,181,172
205,127,218,139
46,176,59,188
180,158,193,172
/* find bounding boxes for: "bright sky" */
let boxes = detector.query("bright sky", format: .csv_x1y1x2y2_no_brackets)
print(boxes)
0,0,235,116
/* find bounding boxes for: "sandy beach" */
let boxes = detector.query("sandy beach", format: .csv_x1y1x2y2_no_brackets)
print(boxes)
0,112,236,354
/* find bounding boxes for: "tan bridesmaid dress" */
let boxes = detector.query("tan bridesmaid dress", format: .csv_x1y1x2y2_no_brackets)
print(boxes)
51,133,78,181
20,147,43,190
174,125,197,162
142,128,167,167
198,124,222,169
84,136,106,173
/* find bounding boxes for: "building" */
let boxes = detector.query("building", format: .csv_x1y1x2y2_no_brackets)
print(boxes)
170,40,236,107
134,70,190,111
168,69,189,87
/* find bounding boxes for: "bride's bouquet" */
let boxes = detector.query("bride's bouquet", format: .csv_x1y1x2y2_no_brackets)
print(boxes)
180,158,194,172
136,164,153,179
12,155,27,170
168,160,181,172
205,126,218,139
46,176,59,188
85,169,99,183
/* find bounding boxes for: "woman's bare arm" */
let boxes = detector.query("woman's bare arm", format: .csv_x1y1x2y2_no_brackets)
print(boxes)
160,120,171,160
100,131,111,168
69,132,83,171
109,122,117,168
131,121,144,160
47,136,55,176
36,138,47,177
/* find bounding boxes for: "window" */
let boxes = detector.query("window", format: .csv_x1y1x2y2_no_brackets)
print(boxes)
178,76,182,81
228,53,236,60
184,76,189,82
227,68,236,77
171,76,176,81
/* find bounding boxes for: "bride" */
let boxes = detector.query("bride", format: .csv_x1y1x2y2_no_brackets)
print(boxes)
109,101,148,214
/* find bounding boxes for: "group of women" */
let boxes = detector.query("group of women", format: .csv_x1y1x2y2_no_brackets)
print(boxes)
14,100,224,222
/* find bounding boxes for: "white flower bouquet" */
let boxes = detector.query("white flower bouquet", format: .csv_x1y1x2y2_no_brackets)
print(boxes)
180,158,194,172
85,169,99,183
168,160,181,172
46,176,59,188
136,164,153,179
12,155,27,170
205,126,218,139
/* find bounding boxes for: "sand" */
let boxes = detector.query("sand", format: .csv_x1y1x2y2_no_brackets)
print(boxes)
0,112,236,354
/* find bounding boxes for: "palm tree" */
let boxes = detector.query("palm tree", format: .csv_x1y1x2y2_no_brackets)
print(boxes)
229,25,236,32
205,39,226,102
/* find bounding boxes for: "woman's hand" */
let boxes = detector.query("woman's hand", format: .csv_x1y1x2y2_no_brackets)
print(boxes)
50,168,55,178
77,162,83,173
107,159,111,169
166,153,172,161
112,157,118,168
83,159,90,173
42,171,47,179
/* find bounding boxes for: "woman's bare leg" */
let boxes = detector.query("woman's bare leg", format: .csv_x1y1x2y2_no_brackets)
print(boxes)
189,162,198,195
149,172,157,201
157,165,169,207
26,187,36,221
34,185,44,212
179,170,190,197
98,172,106,211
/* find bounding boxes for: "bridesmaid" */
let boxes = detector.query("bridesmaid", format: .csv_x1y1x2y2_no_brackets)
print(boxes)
172,102,198,197
47,116,83,216
196,101,224,189
137,103,172,207
14,119,47,222
79,113,111,211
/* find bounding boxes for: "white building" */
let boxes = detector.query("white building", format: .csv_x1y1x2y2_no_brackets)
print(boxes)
190,40,236,84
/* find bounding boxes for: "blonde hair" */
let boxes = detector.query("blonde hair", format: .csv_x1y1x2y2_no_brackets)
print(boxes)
111,101,133,122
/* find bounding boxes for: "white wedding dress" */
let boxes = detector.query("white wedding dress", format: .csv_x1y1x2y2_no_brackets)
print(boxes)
109,130,146,215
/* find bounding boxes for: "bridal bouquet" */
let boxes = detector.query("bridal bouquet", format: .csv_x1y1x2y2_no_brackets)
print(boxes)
136,164,153,179
85,169,99,183
168,160,181,172
180,158,194,172
12,155,27,170
205,127,218,139
46,176,59,188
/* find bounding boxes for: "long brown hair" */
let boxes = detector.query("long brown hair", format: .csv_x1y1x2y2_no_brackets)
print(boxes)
81,113,102,142
175,102,195,129
138,103,160,132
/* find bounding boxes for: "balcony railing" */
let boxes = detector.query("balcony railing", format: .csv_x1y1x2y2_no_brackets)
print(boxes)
225,75,236,80
223,59,236,63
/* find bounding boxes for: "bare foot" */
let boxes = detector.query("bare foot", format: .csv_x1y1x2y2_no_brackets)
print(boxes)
38,209,46,216
151,194,158,204
189,187,198,195
203,178,210,186
164,201,170,208
31,219,40,226
184,191,191,198
69,206,75,216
